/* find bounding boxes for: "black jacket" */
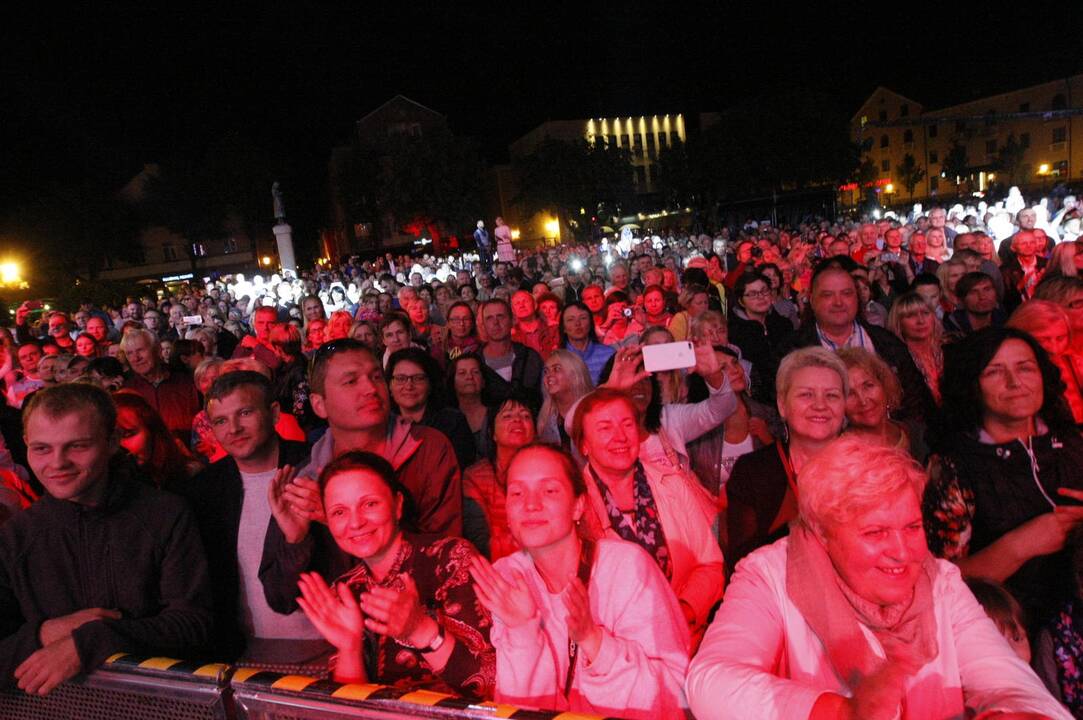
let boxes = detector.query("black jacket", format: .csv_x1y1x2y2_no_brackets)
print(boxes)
728,308,794,404
775,320,937,425
479,341,544,409
0,464,213,686
176,438,309,660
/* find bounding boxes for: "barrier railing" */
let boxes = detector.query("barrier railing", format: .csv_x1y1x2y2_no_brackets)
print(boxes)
0,654,621,719
0,653,230,720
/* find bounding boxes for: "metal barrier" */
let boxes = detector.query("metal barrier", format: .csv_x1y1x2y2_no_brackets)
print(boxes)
0,653,230,720
0,654,620,720
230,668,614,720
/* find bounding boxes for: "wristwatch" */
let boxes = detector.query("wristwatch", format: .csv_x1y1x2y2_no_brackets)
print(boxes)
420,622,446,653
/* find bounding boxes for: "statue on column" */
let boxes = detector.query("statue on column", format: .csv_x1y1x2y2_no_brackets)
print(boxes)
272,182,286,223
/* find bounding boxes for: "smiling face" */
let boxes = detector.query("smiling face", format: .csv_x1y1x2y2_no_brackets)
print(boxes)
811,270,858,331
779,366,846,443
505,446,584,551
579,399,641,476
389,359,430,414
493,400,536,451
979,338,1043,430
26,407,115,505
845,366,888,430
324,468,403,563
206,385,279,465
822,487,928,607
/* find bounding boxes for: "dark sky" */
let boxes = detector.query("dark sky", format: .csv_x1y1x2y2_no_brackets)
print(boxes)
4,1,1077,234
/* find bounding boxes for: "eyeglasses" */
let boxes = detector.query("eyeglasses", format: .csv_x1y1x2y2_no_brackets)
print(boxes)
391,373,428,386
743,289,772,299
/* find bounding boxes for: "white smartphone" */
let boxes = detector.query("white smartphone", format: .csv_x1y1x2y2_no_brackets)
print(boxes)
183,315,203,326
642,341,695,373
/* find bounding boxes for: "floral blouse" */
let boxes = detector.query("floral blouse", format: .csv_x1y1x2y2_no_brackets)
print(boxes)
921,453,975,561
333,533,495,698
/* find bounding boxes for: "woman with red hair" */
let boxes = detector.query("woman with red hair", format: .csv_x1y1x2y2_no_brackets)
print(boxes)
114,391,203,490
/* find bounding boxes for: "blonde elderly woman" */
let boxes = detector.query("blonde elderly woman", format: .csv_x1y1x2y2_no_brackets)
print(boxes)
725,347,846,571
687,436,1071,720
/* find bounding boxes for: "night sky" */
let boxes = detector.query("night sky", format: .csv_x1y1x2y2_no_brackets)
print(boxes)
3,1,1077,241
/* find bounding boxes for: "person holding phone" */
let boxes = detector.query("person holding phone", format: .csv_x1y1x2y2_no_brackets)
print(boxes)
925,327,1083,631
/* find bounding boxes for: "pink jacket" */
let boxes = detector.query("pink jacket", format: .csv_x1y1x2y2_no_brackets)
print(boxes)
581,459,725,629
686,538,1071,720
490,539,690,719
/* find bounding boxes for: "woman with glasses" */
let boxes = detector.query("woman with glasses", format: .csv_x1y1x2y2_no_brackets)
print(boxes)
728,272,793,404
445,301,482,360
386,348,476,470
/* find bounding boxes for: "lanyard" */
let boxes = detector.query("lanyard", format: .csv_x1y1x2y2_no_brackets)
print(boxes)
563,539,595,699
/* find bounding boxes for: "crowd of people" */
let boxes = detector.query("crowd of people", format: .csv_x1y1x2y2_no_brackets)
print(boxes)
0,188,1082,718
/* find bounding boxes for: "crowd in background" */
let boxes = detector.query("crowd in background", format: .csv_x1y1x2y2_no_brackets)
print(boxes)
0,188,1082,718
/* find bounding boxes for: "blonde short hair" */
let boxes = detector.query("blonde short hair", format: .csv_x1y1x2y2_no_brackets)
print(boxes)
887,291,942,347
775,346,849,402
798,435,927,534
837,347,902,411
1007,299,1071,341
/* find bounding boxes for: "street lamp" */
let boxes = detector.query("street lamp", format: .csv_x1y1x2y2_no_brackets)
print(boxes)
261,255,272,267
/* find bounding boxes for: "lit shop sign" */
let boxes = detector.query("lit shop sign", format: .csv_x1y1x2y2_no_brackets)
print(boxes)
838,178,893,192
162,273,194,282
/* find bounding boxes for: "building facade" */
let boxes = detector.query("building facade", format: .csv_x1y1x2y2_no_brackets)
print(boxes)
851,75,1083,203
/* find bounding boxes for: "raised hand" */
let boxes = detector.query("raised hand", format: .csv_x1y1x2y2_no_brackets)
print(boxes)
604,345,649,390
469,555,537,628
359,576,429,644
562,576,602,661
692,338,723,379
296,572,364,653
268,465,314,543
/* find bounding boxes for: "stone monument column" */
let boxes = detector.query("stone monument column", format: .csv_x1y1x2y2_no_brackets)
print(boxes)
271,182,297,277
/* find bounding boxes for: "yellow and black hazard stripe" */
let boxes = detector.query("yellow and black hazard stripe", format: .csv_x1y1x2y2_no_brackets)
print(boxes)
231,668,621,719
105,653,229,681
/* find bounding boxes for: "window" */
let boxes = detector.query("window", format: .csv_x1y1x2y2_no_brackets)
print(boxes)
223,237,238,254
191,243,206,258
955,120,967,134
878,110,887,122
929,150,939,164
163,245,178,262
881,159,890,172
928,124,938,138
670,131,680,145
986,140,997,154
930,176,939,192
1055,160,1068,175
900,104,909,117
880,134,889,148
861,138,874,152
1019,102,1030,113
903,129,913,143
1021,132,1031,148
634,166,647,187
1052,126,1067,143
1052,94,1067,111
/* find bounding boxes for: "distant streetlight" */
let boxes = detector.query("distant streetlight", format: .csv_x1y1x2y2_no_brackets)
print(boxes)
261,255,272,266
0,260,28,289
511,229,521,240
1038,163,1051,175
544,219,560,239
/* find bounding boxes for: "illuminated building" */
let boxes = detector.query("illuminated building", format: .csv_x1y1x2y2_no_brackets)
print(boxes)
851,75,1083,201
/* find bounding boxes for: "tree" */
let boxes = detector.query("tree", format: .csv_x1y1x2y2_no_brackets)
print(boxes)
993,133,1029,186
942,141,969,190
336,128,484,246
895,154,926,200
512,137,634,241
